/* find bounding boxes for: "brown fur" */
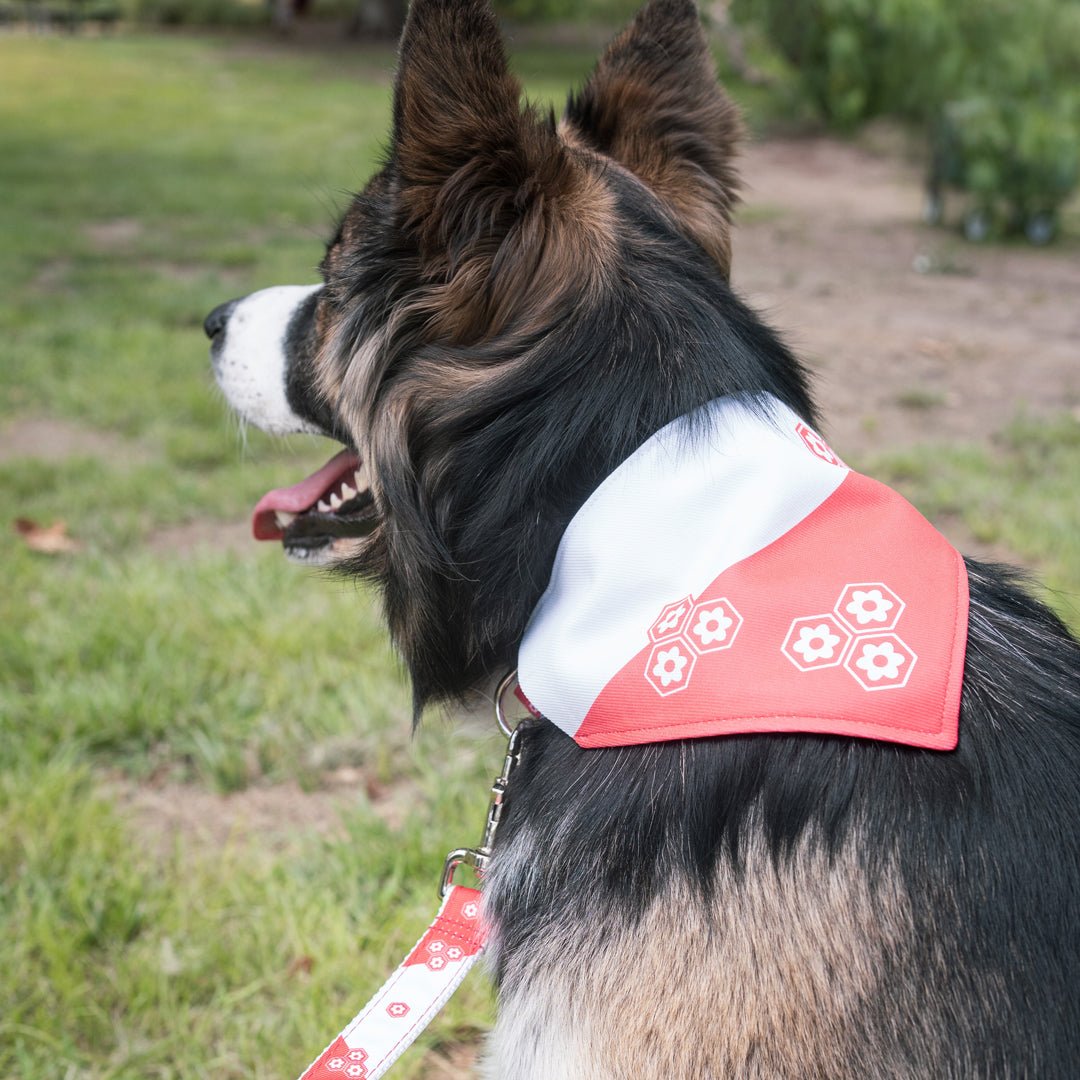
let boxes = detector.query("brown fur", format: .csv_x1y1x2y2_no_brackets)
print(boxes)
563,0,742,277
393,0,616,344
485,830,933,1079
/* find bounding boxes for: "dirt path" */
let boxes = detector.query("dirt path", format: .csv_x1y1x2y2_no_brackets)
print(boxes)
734,136,1080,458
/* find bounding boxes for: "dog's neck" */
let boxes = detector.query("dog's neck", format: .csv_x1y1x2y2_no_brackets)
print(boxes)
518,393,968,752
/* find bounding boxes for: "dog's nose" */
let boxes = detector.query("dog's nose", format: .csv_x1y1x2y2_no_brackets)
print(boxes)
203,298,240,340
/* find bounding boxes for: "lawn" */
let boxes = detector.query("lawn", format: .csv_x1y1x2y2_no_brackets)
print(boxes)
1,24,1078,1080
0,29,521,1079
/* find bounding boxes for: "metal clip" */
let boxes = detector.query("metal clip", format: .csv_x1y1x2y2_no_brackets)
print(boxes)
440,672,526,897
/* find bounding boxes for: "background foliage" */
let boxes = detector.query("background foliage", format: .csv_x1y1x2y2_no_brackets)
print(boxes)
733,0,1080,233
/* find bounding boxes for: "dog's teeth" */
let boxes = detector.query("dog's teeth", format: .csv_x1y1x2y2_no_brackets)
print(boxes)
274,511,296,528
340,482,357,501
317,499,331,513
353,467,370,493
329,493,343,510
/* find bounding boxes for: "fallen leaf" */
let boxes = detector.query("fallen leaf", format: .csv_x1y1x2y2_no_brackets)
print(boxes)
287,954,314,978
13,517,82,554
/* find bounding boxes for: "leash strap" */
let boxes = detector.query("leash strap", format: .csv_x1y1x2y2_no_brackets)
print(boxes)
298,886,486,1080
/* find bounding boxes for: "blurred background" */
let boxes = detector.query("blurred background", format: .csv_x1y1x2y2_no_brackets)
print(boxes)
2,2,1078,1076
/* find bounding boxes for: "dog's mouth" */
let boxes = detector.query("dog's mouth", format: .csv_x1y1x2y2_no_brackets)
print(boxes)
252,448,377,565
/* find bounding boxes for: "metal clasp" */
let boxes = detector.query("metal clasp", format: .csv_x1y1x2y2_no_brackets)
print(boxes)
440,672,526,897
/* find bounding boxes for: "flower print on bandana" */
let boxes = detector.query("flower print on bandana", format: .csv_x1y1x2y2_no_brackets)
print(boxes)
854,640,907,682
844,588,895,626
692,606,734,646
653,646,689,687
792,622,842,663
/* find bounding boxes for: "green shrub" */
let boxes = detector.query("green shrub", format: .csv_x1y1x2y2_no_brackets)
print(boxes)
929,93,1080,239
736,0,1080,237
736,0,1080,127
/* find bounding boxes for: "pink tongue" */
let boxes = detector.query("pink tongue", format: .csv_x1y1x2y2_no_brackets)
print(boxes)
252,448,361,541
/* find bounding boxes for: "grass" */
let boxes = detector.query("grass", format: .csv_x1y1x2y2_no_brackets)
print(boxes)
1,25,1078,1080
0,29,510,1078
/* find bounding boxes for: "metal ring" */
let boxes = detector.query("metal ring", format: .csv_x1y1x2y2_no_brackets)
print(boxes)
494,669,519,738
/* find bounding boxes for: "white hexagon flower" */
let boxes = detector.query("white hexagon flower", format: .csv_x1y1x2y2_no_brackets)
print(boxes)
792,623,842,662
844,588,894,625
656,605,687,634
652,646,689,687
854,641,907,682
692,606,734,645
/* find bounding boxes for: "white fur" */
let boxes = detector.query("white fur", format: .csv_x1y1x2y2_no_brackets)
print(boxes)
480,985,594,1080
213,284,323,435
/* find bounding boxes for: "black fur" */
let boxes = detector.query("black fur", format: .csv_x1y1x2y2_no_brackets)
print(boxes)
329,171,816,713
489,560,1080,1070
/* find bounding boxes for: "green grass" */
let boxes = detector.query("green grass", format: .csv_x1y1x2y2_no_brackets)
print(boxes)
1,26,1078,1080
0,30,506,1078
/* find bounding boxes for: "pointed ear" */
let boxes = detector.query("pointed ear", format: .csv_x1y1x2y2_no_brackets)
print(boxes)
564,0,742,276
392,0,569,251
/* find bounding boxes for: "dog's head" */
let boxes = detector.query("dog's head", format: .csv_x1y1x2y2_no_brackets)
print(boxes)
208,0,811,713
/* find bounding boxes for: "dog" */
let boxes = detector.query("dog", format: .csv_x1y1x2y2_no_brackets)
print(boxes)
205,1,1080,1075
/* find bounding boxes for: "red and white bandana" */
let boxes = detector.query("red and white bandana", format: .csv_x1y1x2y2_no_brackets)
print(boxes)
518,394,968,751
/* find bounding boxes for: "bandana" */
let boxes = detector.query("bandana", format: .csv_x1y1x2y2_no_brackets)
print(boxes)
518,394,968,751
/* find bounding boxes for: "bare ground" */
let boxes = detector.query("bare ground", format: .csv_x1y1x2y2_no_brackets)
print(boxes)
735,136,1080,458
104,765,420,862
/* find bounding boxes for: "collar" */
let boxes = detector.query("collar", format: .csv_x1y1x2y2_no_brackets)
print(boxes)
518,393,968,751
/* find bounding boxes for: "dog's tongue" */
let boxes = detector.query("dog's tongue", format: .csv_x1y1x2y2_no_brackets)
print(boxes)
252,448,360,541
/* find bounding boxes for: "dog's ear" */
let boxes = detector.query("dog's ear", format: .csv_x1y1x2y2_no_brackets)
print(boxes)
389,0,613,342
392,0,565,253
564,0,741,276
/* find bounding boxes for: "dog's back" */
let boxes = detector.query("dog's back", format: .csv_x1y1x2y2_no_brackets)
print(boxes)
485,559,1080,1077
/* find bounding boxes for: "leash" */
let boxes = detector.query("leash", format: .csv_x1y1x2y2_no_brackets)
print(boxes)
297,673,525,1080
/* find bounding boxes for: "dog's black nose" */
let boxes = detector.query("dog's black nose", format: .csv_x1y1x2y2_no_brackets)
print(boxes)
203,298,240,340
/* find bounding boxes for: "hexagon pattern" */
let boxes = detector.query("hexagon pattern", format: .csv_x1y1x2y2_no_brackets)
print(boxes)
687,598,743,654
648,596,693,643
834,582,905,633
645,597,743,695
647,584,916,697
783,583,917,692
845,634,917,691
325,1047,368,1077
645,639,697,696
782,614,851,672
796,421,843,467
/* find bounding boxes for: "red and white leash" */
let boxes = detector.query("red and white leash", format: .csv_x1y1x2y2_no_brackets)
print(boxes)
298,885,486,1080
298,676,525,1080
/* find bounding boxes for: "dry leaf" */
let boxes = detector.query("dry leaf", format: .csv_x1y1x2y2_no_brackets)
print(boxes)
13,517,82,555
287,954,315,978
